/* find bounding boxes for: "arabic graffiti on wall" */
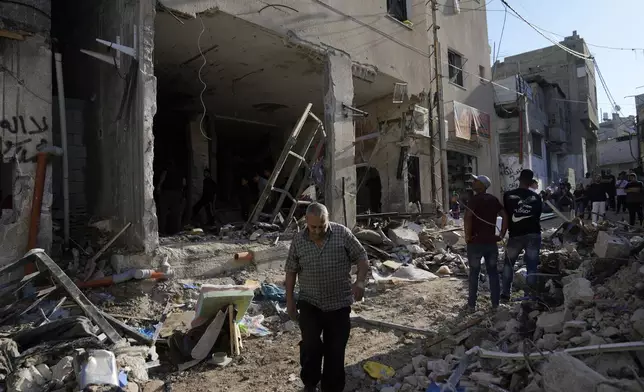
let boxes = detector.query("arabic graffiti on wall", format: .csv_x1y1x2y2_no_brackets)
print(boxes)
499,155,522,193
0,116,50,163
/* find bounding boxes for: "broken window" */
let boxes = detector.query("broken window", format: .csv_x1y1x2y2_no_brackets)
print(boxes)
387,0,408,22
448,50,464,87
0,161,14,222
532,133,543,157
407,156,421,204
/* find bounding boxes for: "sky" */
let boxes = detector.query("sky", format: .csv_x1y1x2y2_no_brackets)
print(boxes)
486,0,644,118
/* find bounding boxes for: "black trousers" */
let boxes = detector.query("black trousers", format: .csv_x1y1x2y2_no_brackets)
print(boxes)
298,301,350,392
192,196,214,225
616,195,627,213
627,202,643,226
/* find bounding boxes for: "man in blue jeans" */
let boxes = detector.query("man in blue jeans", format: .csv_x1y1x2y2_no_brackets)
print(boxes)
502,169,543,301
464,175,508,311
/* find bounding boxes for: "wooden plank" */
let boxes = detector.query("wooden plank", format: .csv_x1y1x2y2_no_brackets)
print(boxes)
29,250,123,345
191,310,226,360
0,29,25,41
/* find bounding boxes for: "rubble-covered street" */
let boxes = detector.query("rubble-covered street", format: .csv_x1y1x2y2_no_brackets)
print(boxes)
3,211,644,391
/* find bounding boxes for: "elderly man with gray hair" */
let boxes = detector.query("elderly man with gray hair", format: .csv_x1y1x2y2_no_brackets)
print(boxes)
285,202,369,392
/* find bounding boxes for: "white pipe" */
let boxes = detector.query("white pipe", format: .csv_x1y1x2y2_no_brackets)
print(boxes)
54,53,70,246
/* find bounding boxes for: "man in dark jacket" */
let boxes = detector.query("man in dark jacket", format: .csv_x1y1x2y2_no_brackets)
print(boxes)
502,169,542,300
192,168,217,226
625,173,644,226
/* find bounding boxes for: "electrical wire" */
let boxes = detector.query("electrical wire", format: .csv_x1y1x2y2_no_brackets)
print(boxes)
0,0,50,19
492,6,507,78
499,0,591,61
197,15,211,140
0,65,51,104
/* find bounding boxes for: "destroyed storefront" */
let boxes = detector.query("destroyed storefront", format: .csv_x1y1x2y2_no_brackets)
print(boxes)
353,98,436,214
153,10,331,236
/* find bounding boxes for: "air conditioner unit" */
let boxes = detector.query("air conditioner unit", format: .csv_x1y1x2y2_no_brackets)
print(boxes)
411,105,430,137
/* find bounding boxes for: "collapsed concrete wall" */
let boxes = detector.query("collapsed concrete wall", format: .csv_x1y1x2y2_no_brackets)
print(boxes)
0,2,53,265
356,98,434,213
58,0,158,253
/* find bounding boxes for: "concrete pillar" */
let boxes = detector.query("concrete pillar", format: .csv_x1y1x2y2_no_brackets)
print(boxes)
323,54,356,227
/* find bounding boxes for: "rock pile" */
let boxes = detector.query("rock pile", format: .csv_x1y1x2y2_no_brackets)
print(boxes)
367,220,644,391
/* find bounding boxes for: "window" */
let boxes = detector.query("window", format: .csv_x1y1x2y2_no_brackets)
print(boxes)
387,0,408,22
478,65,485,83
448,50,464,87
532,133,543,157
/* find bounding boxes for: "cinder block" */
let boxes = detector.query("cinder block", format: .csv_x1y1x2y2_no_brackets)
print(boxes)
593,231,630,259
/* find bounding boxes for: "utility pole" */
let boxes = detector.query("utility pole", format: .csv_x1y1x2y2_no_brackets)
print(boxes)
428,0,448,211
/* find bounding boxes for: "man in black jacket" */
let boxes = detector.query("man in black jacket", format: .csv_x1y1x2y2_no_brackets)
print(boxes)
192,168,217,226
625,173,644,226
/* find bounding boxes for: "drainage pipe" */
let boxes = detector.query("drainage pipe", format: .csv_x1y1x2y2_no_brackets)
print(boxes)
54,53,70,246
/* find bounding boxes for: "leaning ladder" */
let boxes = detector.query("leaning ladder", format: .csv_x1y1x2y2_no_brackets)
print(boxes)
244,103,326,231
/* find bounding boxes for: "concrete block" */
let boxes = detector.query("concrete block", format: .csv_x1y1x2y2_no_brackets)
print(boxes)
51,356,73,383
354,229,383,245
563,278,594,307
388,227,419,245
593,231,630,259
537,311,566,333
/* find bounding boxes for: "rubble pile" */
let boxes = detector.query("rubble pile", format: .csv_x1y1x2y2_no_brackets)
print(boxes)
354,216,469,283
360,218,644,392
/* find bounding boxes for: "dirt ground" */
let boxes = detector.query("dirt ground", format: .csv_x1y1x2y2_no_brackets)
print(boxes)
167,278,486,391
98,216,573,392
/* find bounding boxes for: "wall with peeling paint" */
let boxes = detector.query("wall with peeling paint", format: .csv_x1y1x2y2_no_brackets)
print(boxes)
0,2,53,266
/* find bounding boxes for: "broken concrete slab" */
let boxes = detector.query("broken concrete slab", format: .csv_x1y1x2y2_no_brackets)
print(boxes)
563,278,594,308
536,311,566,333
594,231,630,259
388,227,419,246
51,356,73,384
354,229,383,245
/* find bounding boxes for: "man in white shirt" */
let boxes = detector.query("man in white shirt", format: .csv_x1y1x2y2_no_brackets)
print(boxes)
616,171,628,214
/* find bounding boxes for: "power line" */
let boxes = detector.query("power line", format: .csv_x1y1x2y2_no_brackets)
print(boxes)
499,0,591,61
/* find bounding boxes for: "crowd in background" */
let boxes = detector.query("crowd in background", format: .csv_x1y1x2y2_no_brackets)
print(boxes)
539,169,644,226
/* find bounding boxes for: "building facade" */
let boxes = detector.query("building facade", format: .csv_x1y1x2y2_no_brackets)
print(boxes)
0,0,499,263
597,112,639,173
0,0,53,265
494,75,571,191
494,30,599,181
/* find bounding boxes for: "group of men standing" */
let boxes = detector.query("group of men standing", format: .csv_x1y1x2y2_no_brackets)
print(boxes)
576,170,644,226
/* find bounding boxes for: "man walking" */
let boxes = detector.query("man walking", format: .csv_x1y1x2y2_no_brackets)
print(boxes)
502,169,542,300
192,168,217,226
464,175,507,311
285,203,369,392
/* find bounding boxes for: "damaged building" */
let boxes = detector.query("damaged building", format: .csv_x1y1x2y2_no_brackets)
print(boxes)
1,0,500,264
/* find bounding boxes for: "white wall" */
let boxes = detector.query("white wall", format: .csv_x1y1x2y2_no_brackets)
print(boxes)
598,137,638,168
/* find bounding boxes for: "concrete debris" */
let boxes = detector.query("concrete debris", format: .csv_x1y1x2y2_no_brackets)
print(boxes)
51,356,74,384
355,229,384,245
594,231,630,259
537,311,566,333
563,277,594,307
387,227,420,246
